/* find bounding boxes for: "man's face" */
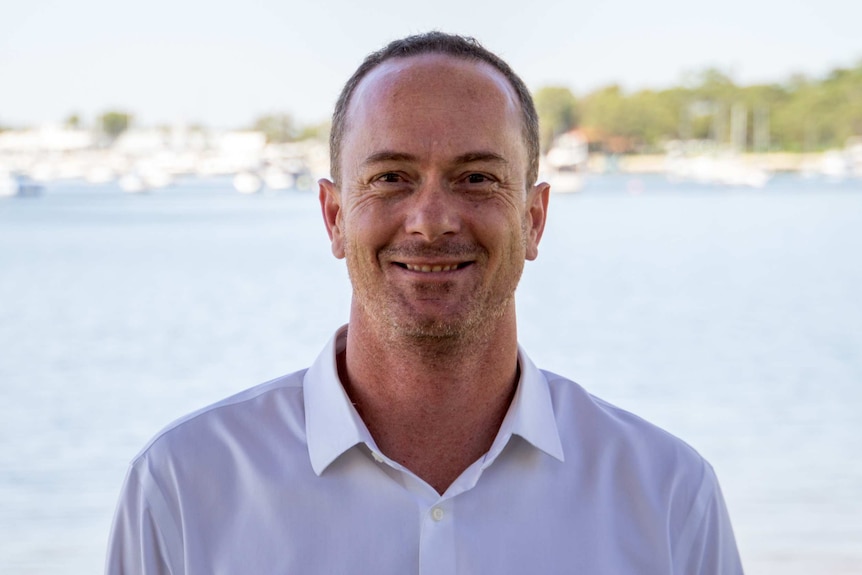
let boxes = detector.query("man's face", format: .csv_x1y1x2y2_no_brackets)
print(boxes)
320,54,548,341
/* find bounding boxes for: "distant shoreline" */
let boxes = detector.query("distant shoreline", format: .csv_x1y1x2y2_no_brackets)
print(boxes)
589,152,846,175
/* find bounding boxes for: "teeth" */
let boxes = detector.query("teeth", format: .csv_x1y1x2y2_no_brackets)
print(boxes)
405,264,457,272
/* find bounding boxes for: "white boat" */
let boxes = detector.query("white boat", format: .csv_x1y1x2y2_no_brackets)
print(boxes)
141,167,173,189
85,165,116,184
262,166,295,191
118,173,147,194
0,171,42,197
0,171,15,197
665,151,771,188
543,168,584,194
233,171,263,194
820,151,848,182
846,137,862,178
542,130,589,193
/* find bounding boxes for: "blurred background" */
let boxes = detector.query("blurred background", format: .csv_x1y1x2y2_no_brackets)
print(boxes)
1,1,861,574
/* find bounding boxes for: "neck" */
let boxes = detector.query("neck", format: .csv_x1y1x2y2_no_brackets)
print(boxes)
338,307,520,493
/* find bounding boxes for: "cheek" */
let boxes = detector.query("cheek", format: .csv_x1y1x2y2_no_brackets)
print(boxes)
343,208,395,257
476,209,527,249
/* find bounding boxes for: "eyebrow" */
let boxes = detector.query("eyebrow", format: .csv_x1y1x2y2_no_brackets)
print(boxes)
453,151,508,166
361,150,508,167
361,151,417,167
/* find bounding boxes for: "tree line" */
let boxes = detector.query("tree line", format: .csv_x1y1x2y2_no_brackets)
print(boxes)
534,61,862,154
7,60,858,156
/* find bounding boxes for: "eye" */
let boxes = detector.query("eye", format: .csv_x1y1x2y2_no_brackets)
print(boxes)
368,171,412,196
376,172,404,183
466,173,491,184
455,172,498,198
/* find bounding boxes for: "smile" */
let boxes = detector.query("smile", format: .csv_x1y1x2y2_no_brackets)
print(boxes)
396,262,472,273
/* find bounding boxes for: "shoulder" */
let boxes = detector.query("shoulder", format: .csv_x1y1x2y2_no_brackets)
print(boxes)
131,369,308,468
540,370,742,572
541,370,735,546
107,369,312,573
541,369,711,492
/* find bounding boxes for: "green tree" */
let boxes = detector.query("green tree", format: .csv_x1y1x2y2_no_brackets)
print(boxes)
579,85,627,151
65,113,82,129
624,89,679,151
296,120,330,142
533,60,862,154
252,113,296,143
98,111,132,139
534,86,579,152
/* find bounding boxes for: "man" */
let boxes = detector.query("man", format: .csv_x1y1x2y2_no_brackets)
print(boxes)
107,32,743,574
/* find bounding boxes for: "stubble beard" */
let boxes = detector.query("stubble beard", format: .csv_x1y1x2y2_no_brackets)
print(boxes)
344,232,527,356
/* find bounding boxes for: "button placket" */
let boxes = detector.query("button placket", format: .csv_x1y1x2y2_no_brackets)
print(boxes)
419,501,456,575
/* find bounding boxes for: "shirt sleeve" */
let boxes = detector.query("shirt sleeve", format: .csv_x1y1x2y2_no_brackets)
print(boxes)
672,462,745,575
105,463,184,575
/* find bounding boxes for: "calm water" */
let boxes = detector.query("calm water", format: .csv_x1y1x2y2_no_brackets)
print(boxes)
1,175,860,574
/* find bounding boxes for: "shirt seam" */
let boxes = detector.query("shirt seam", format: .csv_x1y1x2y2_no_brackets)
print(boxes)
130,370,306,465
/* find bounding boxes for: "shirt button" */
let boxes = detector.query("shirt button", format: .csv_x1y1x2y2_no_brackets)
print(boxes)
431,507,444,521
371,452,384,463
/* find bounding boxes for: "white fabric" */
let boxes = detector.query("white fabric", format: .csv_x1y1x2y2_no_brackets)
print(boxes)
106,325,743,574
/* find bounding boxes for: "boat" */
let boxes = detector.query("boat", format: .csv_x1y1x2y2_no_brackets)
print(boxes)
118,172,147,194
262,165,295,191
543,168,585,194
233,170,263,194
665,147,771,188
0,171,42,198
541,130,589,193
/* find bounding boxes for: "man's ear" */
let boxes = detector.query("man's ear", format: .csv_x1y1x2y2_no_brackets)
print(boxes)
525,181,550,261
319,178,345,259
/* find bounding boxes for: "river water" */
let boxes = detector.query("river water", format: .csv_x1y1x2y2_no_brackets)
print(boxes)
1,174,860,574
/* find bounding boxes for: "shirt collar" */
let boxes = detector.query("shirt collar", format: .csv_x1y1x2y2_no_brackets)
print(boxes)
490,346,565,463
304,325,373,476
304,327,564,476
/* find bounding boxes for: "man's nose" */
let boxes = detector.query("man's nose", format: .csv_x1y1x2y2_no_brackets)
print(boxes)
404,180,461,241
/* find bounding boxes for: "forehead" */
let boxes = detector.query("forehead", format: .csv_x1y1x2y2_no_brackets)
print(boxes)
352,53,521,113
341,54,525,164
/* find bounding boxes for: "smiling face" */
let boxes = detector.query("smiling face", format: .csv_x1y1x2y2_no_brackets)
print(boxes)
320,54,549,343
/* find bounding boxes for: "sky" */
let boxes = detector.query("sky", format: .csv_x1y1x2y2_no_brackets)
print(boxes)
1,0,859,130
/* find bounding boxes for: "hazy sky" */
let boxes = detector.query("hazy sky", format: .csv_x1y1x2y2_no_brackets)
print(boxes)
1,0,859,129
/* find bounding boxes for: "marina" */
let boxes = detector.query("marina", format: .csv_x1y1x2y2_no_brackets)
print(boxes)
3,123,862,200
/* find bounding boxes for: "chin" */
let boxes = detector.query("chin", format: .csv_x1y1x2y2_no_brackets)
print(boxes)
388,301,510,346
399,319,464,341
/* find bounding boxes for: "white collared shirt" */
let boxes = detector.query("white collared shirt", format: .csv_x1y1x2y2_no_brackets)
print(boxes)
107,326,743,574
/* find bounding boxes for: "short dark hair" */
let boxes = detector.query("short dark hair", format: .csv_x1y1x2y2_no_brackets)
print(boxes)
329,31,540,187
